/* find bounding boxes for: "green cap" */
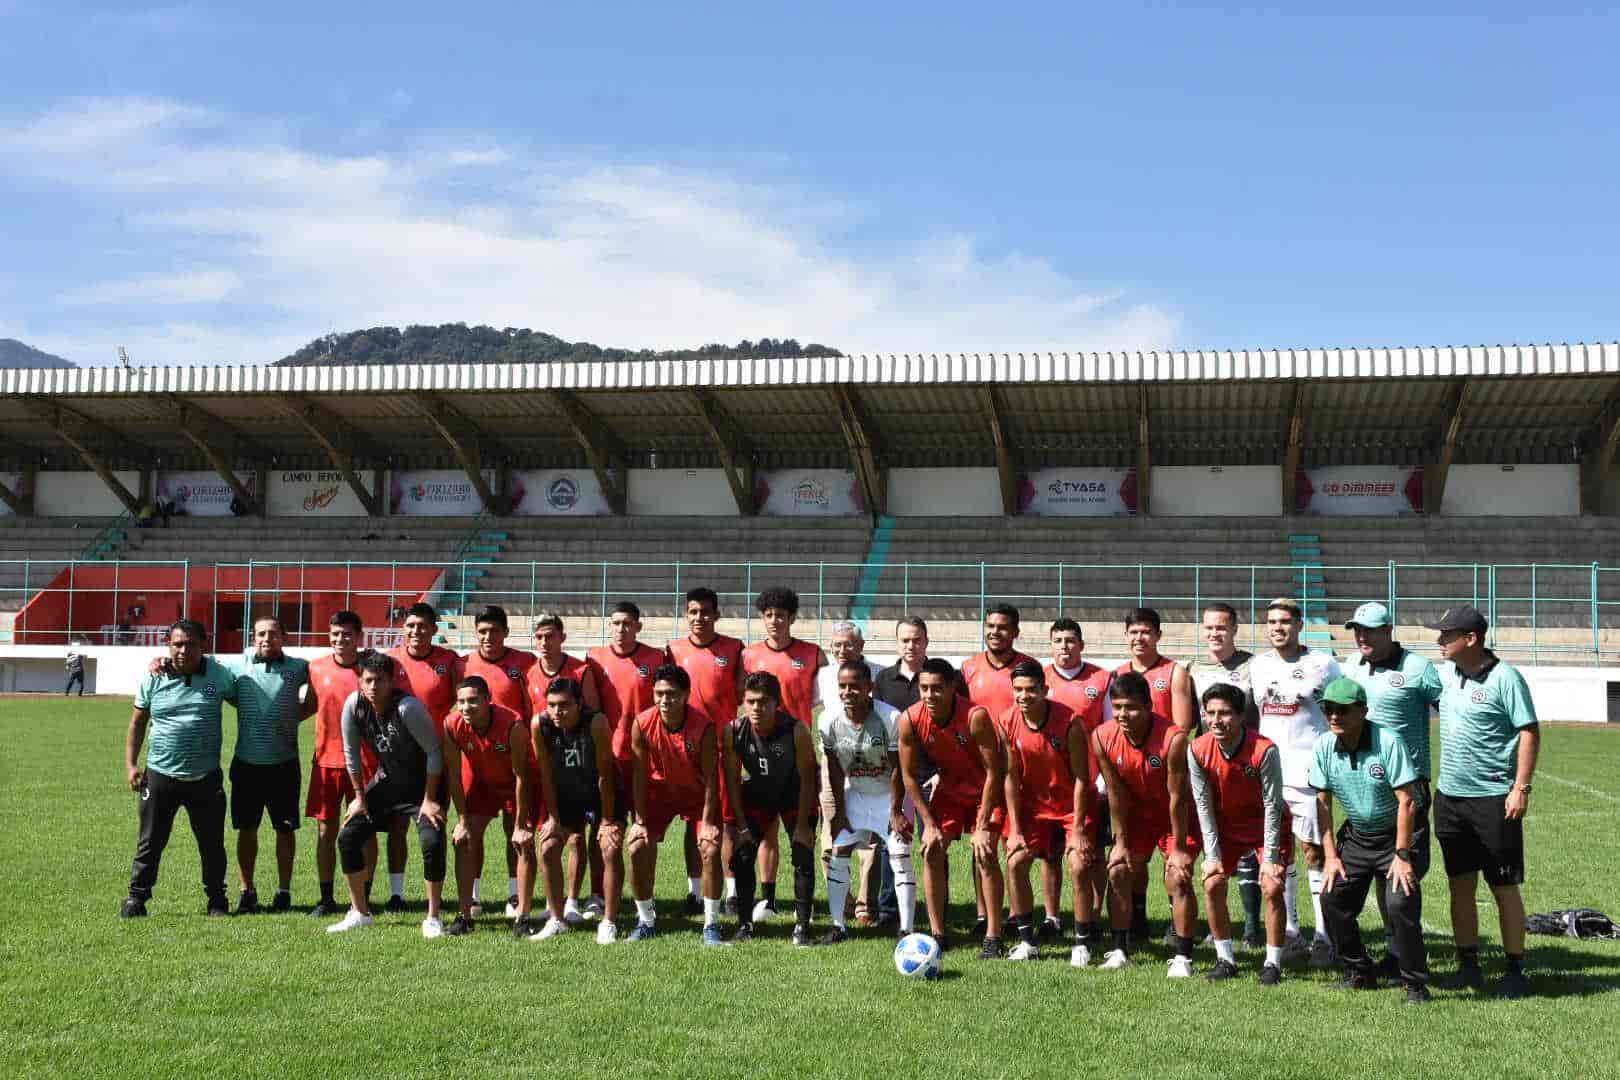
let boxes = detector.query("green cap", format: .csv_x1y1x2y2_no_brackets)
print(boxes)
1345,602,1392,630
1321,676,1368,707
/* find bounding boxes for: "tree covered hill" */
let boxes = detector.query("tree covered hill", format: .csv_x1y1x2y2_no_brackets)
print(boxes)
0,339,76,368
274,324,841,366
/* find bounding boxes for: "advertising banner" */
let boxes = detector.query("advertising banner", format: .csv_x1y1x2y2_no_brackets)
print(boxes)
755,469,864,516
1018,468,1137,516
510,469,614,516
158,470,252,517
267,469,375,517
1296,467,1424,516
390,469,490,517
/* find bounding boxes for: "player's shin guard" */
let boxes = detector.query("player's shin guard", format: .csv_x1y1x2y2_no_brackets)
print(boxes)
790,842,815,927
826,855,852,929
887,831,917,933
1236,853,1262,939
1284,864,1301,935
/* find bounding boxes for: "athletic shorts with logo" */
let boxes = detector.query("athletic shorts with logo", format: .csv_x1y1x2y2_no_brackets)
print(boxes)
230,758,301,832
1433,791,1524,886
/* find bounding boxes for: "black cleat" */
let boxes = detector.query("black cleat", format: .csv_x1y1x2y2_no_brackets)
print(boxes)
1333,970,1380,992
120,897,148,919
971,916,988,939
682,894,703,916
511,915,535,939
206,898,231,918
1405,984,1432,1005
731,921,755,944
309,898,341,918
270,890,292,913
1497,970,1532,1000
819,925,849,946
1439,965,1485,992
384,894,408,914
1206,959,1241,982
235,890,260,916
979,936,1004,960
445,913,474,936
1258,963,1283,987
792,923,814,948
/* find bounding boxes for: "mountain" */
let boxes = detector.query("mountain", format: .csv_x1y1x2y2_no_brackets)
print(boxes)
273,324,841,367
0,339,76,369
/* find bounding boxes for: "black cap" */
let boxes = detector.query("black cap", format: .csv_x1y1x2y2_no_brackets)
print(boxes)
1423,605,1488,635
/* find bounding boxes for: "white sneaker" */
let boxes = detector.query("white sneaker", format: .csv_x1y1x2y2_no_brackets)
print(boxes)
421,916,444,939
503,899,519,919
1280,931,1310,960
326,909,374,934
1310,937,1337,968
1099,948,1131,970
596,920,619,945
583,895,605,920
1070,944,1092,968
1007,941,1039,961
530,917,569,941
1167,955,1194,978
563,902,585,927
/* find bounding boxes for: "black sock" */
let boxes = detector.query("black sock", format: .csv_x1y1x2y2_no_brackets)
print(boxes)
761,883,777,906
1019,919,1038,945
1176,935,1194,959
319,880,335,903
1113,928,1131,954
1458,945,1481,968
1131,892,1149,931
1080,921,1101,946
1505,953,1524,975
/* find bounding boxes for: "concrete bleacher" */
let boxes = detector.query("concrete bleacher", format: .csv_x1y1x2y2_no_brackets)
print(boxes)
0,517,128,611
121,515,480,568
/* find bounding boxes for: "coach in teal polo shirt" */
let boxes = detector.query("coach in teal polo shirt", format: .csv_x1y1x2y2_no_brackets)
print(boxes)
123,618,238,919
1427,605,1540,999
1310,677,1429,1001
222,615,314,915
1344,602,1442,777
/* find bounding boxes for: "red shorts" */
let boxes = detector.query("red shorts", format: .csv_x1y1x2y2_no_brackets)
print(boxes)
928,795,982,843
1216,835,1294,876
1013,816,1074,859
1124,816,1201,860
642,796,705,842
464,780,518,820
304,764,354,822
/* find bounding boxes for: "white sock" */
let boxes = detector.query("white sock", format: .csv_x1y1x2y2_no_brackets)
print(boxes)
889,838,917,934
508,877,518,898
471,879,482,903
1265,944,1283,967
1214,938,1235,964
688,876,702,898
1284,865,1299,934
1308,868,1327,939
703,897,721,927
725,876,737,899
389,872,404,897
827,855,851,929
635,899,657,926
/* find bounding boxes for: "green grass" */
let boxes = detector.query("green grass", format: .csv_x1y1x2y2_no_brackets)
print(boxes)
4,698,1619,1079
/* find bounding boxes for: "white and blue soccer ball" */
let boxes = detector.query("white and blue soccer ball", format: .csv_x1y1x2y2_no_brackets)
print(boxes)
894,932,942,979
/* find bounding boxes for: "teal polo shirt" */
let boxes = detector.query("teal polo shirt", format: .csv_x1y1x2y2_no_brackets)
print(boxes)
1436,653,1539,799
135,658,238,779
1308,721,1418,835
1345,645,1442,778
224,652,310,766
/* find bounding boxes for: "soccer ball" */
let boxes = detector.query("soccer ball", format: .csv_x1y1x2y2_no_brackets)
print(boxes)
751,900,774,922
894,933,942,979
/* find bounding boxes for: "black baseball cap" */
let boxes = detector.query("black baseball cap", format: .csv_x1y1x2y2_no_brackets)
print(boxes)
1423,605,1488,635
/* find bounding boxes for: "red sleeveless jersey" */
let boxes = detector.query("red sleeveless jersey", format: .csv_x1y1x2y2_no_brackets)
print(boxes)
1115,655,1177,724
456,648,536,719
309,654,363,769
445,703,524,795
668,635,745,726
1044,662,1111,784
525,652,595,716
741,639,821,726
1093,715,1178,837
637,705,714,808
389,644,459,735
1189,729,1279,851
906,696,986,808
1003,700,1080,823
961,649,1038,729
587,643,665,763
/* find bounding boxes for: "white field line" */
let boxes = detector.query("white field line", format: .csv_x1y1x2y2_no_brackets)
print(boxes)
1537,771,1620,805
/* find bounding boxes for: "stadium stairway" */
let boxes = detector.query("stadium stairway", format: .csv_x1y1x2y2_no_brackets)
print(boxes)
848,515,895,630
1286,529,1333,644
434,521,511,622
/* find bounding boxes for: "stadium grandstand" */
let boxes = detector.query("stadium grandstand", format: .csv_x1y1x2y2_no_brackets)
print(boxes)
2,343,1619,716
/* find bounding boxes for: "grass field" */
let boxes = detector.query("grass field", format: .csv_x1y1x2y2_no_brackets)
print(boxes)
5,696,1620,1080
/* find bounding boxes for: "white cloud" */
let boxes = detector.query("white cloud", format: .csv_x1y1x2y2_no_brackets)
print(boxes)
3,96,1178,365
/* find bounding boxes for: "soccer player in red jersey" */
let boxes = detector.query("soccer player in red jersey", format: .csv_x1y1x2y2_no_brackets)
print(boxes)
667,587,745,914
1092,670,1200,976
440,676,536,937
1040,617,1112,936
625,664,724,945
1189,682,1291,984
305,610,372,917
898,658,1006,958
454,605,537,917
586,601,665,789
384,602,460,911
526,611,603,922
741,587,826,920
1002,661,1097,965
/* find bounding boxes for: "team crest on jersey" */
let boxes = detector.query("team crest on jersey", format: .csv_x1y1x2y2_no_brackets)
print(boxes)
1471,690,1486,705
493,742,508,753
507,668,521,680
868,734,883,748
1369,764,1387,781
637,664,651,678
791,658,806,670
1153,678,1168,692
1243,764,1258,779
1084,686,1099,699
1148,754,1163,769
716,656,729,668
1389,673,1405,688
954,732,969,748
434,663,447,676
204,684,217,697
683,739,696,755
1291,669,1303,680
1047,736,1063,753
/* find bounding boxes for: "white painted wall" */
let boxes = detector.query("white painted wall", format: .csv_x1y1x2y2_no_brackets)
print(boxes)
1442,464,1579,516
36,470,141,516
889,467,1003,517
627,468,739,516
1154,466,1281,516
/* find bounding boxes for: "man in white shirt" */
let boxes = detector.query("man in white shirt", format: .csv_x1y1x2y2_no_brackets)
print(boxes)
815,621,884,922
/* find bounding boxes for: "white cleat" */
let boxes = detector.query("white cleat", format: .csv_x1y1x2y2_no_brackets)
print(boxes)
530,917,570,941
1310,937,1337,968
562,903,585,927
1070,944,1092,969
1007,941,1039,961
421,916,444,939
326,909,374,934
1167,955,1194,978
1099,948,1132,971
596,920,619,945
583,895,605,920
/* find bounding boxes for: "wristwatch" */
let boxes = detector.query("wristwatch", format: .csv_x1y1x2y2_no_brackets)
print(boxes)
1394,848,1415,862
1515,784,1533,794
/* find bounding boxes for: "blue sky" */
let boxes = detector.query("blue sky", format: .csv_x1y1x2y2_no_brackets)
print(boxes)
3,2,1617,366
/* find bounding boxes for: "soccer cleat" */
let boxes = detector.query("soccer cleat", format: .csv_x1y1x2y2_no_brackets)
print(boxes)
1167,955,1194,978
731,921,755,944
682,894,703,916
1439,965,1486,992
531,917,570,941
596,920,619,945
1258,963,1283,987
1008,941,1040,961
627,922,657,942
791,923,813,948
207,898,231,918
445,914,474,937
1333,970,1380,991
326,909,374,934
309,898,342,918
1205,959,1241,982
384,894,408,914
562,902,585,927
978,936,1004,960
504,897,520,919
235,890,260,916
511,915,535,939
1099,948,1132,971
1497,970,1532,1000
1405,984,1432,1005
1310,937,1337,968
1375,953,1401,981
818,925,849,946
120,897,148,919
583,894,605,920
1041,916,1064,941
1279,932,1310,960
270,890,293,914
421,916,446,939
701,924,726,947
1070,944,1092,968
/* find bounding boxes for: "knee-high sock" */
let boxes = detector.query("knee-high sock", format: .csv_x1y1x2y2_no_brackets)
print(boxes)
730,839,758,924
1308,867,1327,940
1236,852,1262,938
888,832,917,933
826,855,852,928
1284,864,1301,934
790,842,815,927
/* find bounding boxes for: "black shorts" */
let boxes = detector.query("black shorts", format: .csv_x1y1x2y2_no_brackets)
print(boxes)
230,758,302,832
556,799,623,833
1433,790,1524,887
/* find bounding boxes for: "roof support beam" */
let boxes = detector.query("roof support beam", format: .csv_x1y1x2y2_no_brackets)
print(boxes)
1579,378,1620,515
550,390,627,515
830,386,885,523
976,387,1018,516
1282,381,1305,515
172,397,261,515
690,389,755,515
1426,378,1473,514
32,400,147,515
412,393,512,516
1135,385,1152,516
276,395,384,517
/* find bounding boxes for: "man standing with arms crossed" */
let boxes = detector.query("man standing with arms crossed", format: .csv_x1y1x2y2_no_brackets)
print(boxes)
1427,606,1540,999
